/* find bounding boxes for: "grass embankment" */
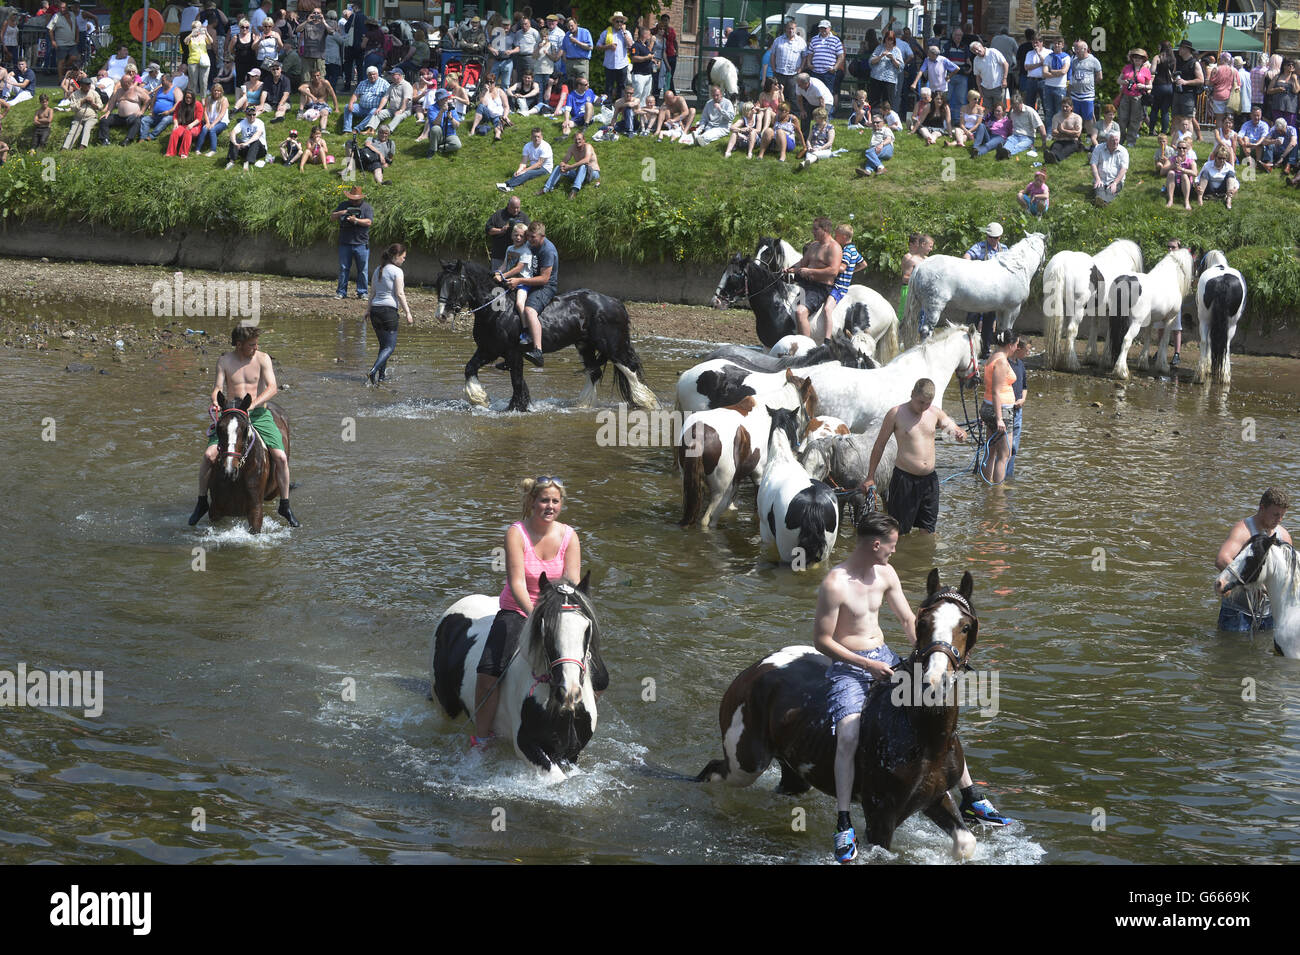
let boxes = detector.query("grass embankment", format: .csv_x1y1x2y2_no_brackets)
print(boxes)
2,88,1299,329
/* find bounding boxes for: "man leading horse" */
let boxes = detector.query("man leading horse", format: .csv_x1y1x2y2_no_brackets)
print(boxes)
187,323,300,528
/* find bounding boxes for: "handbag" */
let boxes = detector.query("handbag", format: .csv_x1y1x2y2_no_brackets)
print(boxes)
1228,73,1242,112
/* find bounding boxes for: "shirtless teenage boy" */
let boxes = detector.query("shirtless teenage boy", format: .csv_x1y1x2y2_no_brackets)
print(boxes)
900,232,933,337
863,378,966,535
187,324,300,528
787,216,842,339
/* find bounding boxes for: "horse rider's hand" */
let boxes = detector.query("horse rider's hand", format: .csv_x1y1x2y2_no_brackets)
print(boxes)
864,659,894,680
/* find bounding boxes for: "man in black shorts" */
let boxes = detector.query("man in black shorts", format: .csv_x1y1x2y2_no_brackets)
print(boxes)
786,216,842,339
503,220,558,368
862,378,967,534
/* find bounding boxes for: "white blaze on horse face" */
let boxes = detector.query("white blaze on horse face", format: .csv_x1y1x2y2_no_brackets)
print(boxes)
553,611,589,711
223,418,240,478
923,602,962,692
436,296,446,320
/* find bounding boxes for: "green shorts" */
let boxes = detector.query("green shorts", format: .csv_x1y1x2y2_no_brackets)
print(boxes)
897,283,908,320
207,405,285,451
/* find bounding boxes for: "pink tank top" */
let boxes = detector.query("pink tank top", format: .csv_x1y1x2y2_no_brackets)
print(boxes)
499,521,573,616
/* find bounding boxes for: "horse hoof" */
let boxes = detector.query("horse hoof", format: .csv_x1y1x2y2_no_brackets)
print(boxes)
465,378,489,407
953,829,977,860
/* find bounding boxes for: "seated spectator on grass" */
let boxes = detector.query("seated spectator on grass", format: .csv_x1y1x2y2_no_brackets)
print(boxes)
877,103,902,129
999,92,1046,157
170,62,190,95
351,124,395,183
561,75,598,135
106,46,132,83
98,76,147,145
196,84,229,155
6,59,35,104
847,88,870,128
1090,131,1128,206
1045,97,1083,164
1196,145,1238,207
1095,101,1119,142
653,87,693,140
62,77,101,150
225,105,268,168
234,68,269,115
969,101,1010,156
298,70,338,131
142,62,164,94
541,129,600,197
684,83,734,146
1166,140,1197,209
343,65,389,133
634,95,659,134
723,101,760,157
469,73,512,140
278,127,302,164
1261,116,1297,172
601,82,640,136
913,89,949,144
376,67,412,130
140,74,178,141
426,89,464,156
796,106,836,170
1171,116,1197,150
757,101,799,160
92,67,116,100
498,125,553,189
165,88,205,157
755,77,782,133
1213,113,1237,157
792,72,831,138
1018,167,1049,214
59,67,84,106
1238,106,1268,164
264,61,293,122
946,88,983,146
443,75,472,108
1153,133,1175,176
510,69,543,114
32,94,53,148
299,126,332,170
855,110,895,176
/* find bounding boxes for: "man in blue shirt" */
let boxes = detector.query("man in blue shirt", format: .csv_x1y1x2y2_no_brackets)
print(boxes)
560,75,597,135
562,16,594,84
427,88,464,156
344,65,389,132
1238,105,1269,166
964,222,1005,358
503,221,559,368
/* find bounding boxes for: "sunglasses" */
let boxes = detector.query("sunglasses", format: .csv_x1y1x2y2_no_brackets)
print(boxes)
535,475,565,489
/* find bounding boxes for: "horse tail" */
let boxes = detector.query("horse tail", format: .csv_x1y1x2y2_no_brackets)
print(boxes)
883,310,900,363
679,424,709,527
795,490,836,566
1041,259,1065,365
901,278,922,349
613,359,659,410
1206,274,1244,380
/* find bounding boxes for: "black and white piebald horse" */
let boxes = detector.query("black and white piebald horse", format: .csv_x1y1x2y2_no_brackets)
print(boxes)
1104,247,1195,379
756,407,839,568
696,569,981,859
434,260,658,413
1193,250,1247,388
703,327,876,373
1216,534,1300,658
431,574,608,779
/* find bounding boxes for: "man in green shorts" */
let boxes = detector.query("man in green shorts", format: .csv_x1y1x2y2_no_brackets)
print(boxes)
188,324,300,527
899,232,933,336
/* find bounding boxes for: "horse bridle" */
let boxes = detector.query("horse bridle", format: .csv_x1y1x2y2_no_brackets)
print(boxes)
217,406,260,471
527,592,591,698
912,589,976,672
714,259,790,308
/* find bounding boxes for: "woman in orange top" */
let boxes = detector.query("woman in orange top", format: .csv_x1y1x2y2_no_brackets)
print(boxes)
980,329,1017,483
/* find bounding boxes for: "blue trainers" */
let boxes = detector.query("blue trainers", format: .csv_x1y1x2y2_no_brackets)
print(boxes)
833,827,858,863
961,796,1012,827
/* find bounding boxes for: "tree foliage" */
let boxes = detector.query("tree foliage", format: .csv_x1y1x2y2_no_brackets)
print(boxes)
1033,0,1218,97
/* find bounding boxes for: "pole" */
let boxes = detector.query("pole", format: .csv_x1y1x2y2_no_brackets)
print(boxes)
1216,0,1228,58
142,0,150,71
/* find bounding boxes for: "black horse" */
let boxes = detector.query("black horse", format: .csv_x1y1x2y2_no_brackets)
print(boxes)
712,248,805,349
435,260,658,413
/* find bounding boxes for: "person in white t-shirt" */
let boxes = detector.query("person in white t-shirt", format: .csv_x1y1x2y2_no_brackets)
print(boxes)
498,125,554,190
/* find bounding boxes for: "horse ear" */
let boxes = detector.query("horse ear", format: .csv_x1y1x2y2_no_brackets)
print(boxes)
216,390,227,409
239,393,252,412
959,571,974,602
538,571,550,592
577,571,590,595
926,567,940,597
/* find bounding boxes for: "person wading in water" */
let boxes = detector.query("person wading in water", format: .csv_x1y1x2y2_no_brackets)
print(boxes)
188,323,300,527
1215,486,1291,631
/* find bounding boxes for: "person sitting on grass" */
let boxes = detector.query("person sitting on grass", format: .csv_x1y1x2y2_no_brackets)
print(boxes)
756,101,799,161
426,88,464,156
264,61,293,123
634,95,659,134
497,125,553,191
1090,130,1129,206
1166,140,1197,209
164,88,205,157
998,92,1046,158
32,94,53,149
968,101,1011,156
1171,115,1197,151
342,64,389,133
509,68,542,115
58,67,83,107
196,84,229,156
854,110,895,176
561,75,597,136
795,106,836,171
234,68,269,116
723,101,760,157
1237,106,1268,166
847,88,870,128
62,76,101,150
278,126,303,165
945,88,983,147
1044,96,1083,164
1213,113,1237,158
225,104,268,169
594,82,639,137
1261,116,1297,173
97,75,149,146
299,125,332,169
297,69,338,131
1153,133,1175,177
1018,167,1049,214
1196,145,1238,208
352,123,395,184
754,77,782,133
652,87,693,141
912,89,949,144
683,83,734,147
1095,101,1120,143
468,73,512,141
374,67,412,131
139,73,178,141
541,128,600,197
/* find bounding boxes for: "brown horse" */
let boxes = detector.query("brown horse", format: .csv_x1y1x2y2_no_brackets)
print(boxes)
696,568,980,860
207,392,292,534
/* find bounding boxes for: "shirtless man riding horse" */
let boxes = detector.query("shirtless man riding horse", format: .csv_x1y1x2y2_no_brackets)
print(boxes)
786,216,842,340
815,512,1008,863
187,324,300,528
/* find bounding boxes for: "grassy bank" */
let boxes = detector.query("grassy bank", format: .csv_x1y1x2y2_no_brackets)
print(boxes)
3,88,1299,329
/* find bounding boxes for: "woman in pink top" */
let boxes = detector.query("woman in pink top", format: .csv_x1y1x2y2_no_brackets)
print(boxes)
1166,140,1197,209
473,475,582,745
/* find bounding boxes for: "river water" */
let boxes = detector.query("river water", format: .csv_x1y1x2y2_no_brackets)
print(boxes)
2,301,1299,865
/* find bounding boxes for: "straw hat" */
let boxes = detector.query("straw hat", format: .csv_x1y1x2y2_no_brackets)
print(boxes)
345,186,365,201
1127,47,1148,60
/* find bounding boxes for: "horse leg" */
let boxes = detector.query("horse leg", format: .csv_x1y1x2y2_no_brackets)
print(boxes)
775,758,812,795
923,794,976,860
575,343,602,408
249,498,264,534
505,352,532,413
464,348,491,407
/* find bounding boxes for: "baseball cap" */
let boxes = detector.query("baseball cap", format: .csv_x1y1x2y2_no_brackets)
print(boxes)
985,222,1004,237
248,67,261,76
147,62,160,72
818,19,831,28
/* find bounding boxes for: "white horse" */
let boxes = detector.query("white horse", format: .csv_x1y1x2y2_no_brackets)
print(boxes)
1042,239,1144,371
757,408,839,568
771,334,819,357
902,233,1047,347
677,358,838,416
1193,250,1247,387
1216,534,1300,658
1105,248,1195,379
678,371,818,528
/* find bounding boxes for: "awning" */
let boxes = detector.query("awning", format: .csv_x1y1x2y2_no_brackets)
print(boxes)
791,4,885,21
1183,19,1264,51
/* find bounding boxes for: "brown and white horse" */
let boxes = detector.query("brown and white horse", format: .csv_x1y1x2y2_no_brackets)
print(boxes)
697,569,981,859
208,391,291,534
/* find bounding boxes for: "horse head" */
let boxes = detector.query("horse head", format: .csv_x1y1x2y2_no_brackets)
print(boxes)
914,569,978,696
529,571,598,713
783,369,819,428
1217,533,1290,604
712,252,751,309
215,390,257,480
754,237,784,272
1197,248,1228,277
434,259,468,322
767,406,802,461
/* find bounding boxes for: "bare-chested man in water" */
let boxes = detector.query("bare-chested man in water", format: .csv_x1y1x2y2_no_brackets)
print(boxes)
863,377,965,535
187,324,300,528
786,216,842,339
814,510,1010,865
899,232,934,337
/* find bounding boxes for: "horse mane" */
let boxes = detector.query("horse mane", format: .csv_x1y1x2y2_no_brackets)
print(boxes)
994,233,1046,283
917,322,971,353
527,577,601,674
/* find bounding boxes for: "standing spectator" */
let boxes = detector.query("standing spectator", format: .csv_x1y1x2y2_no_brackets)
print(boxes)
1196,144,1239,208
768,18,805,106
629,26,657,105
298,6,332,82
341,2,366,92
230,19,258,86
944,24,972,111
868,31,904,115
32,94,53,148
185,19,215,95
1207,51,1241,125
913,44,958,102
365,243,414,386
1117,48,1152,146
1267,57,1299,128
225,104,267,169
793,71,832,137
164,88,205,157
1149,41,1175,135
535,14,563,106
658,13,677,96
3,14,19,72
514,13,539,82
1040,37,1070,132
970,40,1008,110
331,185,373,298
249,0,271,33
201,1,230,87
561,15,594,87
597,11,632,103
683,83,734,146
1005,336,1028,479
1016,29,1041,107
1235,55,1252,124
61,76,99,149
804,18,845,110
324,10,345,91
498,126,553,191
1172,39,1205,143
991,29,1019,87
47,3,76,74
1090,131,1128,206
485,194,530,270
1069,39,1103,147
196,82,229,155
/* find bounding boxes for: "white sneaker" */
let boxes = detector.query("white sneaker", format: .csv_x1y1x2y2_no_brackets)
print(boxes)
496,182,508,192
243,162,250,170
226,161,235,169
254,159,266,168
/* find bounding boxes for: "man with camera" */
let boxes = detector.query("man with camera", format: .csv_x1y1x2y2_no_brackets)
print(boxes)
300,6,334,82
331,185,374,299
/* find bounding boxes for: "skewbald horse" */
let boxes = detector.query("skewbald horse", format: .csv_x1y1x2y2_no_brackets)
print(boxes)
697,569,981,860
